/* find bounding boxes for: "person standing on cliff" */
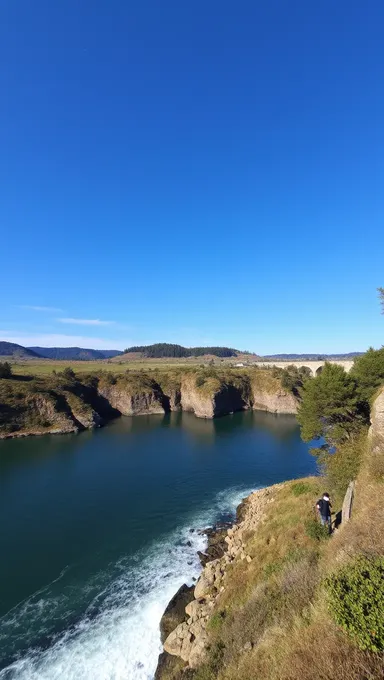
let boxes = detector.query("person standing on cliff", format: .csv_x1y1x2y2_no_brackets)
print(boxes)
316,493,332,533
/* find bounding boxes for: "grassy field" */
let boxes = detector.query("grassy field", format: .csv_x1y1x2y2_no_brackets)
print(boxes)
3,357,231,377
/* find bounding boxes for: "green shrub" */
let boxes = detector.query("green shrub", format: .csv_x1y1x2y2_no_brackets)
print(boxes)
195,375,206,388
325,556,384,652
304,519,330,542
0,361,12,379
291,482,312,496
208,611,226,631
264,560,283,578
62,367,76,381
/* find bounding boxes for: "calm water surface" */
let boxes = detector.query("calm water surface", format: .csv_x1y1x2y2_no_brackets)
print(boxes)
0,410,316,679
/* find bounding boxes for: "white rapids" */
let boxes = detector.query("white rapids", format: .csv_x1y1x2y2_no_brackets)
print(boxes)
0,487,256,680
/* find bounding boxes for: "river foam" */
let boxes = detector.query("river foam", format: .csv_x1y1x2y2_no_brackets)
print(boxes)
0,486,256,680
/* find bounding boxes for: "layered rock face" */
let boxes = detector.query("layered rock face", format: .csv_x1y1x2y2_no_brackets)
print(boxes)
0,369,298,438
251,387,298,414
369,387,384,453
27,392,80,435
98,383,166,416
180,376,217,418
161,485,279,671
180,376,248,418
0,388,104,439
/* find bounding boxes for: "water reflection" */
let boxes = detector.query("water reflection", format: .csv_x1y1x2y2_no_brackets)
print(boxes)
0,410,301,479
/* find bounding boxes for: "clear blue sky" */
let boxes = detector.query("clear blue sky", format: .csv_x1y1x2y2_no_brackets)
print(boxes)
1,1,383,353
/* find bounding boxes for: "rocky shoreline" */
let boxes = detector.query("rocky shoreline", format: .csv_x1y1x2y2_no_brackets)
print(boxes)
155,484,282,678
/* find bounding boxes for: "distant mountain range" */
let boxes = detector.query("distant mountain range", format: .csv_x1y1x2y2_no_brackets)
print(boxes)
28,347,122,360
0,340,365,363
0,342,122,361
0,341,40,358
262,353,364,360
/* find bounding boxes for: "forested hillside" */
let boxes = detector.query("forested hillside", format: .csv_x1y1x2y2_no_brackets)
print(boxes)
124,344,240,358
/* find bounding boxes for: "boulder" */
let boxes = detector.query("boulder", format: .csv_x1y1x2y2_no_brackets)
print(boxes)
194,572,213,600
154,652,186,680
160,584,194,643
164,622,191,659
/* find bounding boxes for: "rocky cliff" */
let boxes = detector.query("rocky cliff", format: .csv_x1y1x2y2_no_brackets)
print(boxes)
180,374,249,418
250,372,298,414
0,368,298,438
159,485,282,672
98,381,166,416
0,380,106,439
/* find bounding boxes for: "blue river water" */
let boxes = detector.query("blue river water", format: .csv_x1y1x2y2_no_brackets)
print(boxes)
0,410,316,679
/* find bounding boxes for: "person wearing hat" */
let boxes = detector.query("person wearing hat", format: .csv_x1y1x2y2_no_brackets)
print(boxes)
316,493,332,533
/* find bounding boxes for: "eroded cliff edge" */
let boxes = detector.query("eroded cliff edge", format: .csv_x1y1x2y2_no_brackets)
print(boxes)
159,485,281,672
0,367,298,438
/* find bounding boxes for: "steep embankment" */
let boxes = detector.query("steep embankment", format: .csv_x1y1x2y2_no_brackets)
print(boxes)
369,387,384,453
155,388,384,680
0,376,113,438
250,371,298,414
98,374,168,416
0,368,298,438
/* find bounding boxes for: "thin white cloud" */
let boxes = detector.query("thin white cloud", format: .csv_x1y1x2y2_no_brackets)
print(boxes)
57,318,114,326
19,305,64,313
0,331,125,350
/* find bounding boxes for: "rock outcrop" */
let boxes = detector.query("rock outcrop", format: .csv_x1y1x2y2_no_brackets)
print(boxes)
160,584,195,644
0,368,299,438
180,375,249,419
161,485,280,671
250,373,298,414
251,387,298,414
98,382,166,416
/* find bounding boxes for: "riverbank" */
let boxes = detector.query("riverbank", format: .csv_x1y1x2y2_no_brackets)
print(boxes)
0,366,299,439
155,479,315,678
154,387,384,680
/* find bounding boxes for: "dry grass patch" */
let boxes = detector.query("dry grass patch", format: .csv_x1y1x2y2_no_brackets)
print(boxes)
214,611,383,680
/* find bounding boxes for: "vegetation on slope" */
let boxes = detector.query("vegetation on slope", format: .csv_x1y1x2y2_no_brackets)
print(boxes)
0,362,12,379
0,365,302,436
123,344,240,358
297,348,384,502
178,438,384,680
160,347,384,680
0,371,114,435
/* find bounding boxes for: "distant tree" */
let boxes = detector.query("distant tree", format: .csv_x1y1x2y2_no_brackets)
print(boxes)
123,343,238,358
0,362,12,379
378,287,384,313
62,367,76,381
297,363,361,443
